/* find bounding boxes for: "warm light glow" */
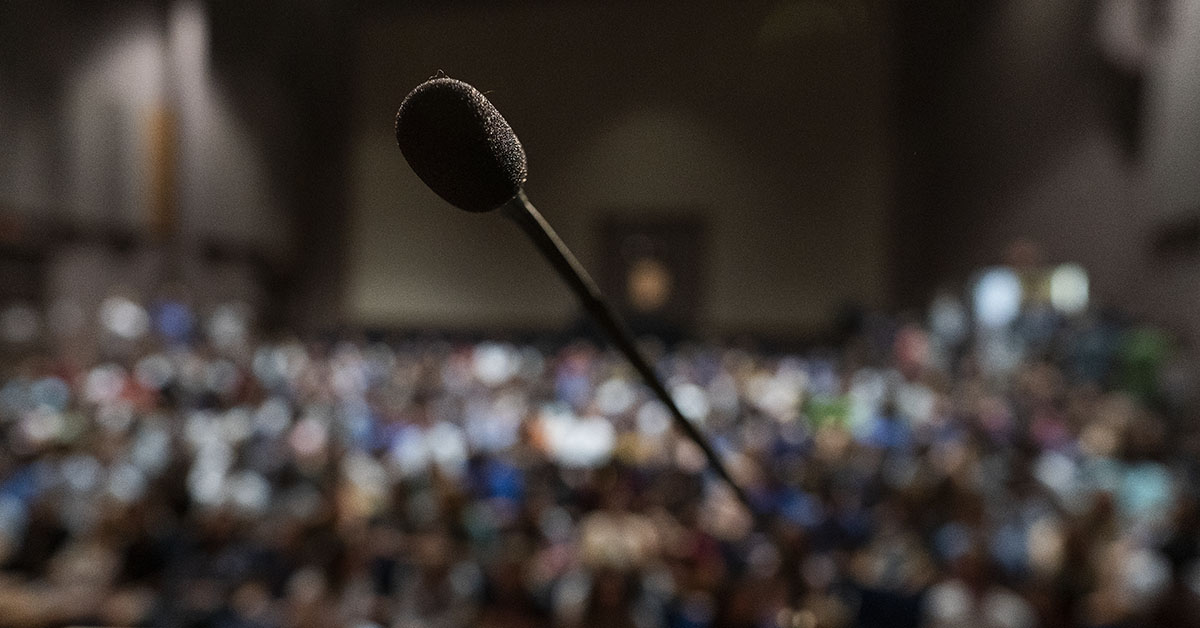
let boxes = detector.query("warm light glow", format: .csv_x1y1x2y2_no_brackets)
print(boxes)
1049,263,1089,315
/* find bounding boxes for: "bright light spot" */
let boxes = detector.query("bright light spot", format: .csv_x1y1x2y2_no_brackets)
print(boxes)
473,342,518,386
389,426,431,477
637,400,671,437
428,421,468,477
253,397,292,436
99,296,150,339
1034,451,1078,497
464,392,524,452
344,453,387,493
188,462,226,506
131,424,171,474
1122,547,1171,606
62,454,101,492
207,302,250,351
108,463,146,503
595,377,636,416
973,267,1022,329
188,438,233,506
84,364,128,404
331,349,367,399
227,470,271,515
748,372,801,421
1027,517,1064,575
541,408,615,468
219,407,252,444
672,383,710,424
848,368,886,435
674,439,707,473
707,372,739,415
1049,263,1089,315
289,416,328,458
169,0,209,81
185,410,221,449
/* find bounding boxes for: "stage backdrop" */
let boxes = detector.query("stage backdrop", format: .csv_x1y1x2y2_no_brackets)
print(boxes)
345,1,891,338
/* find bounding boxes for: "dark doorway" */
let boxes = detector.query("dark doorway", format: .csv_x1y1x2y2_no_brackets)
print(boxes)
597,213,706,342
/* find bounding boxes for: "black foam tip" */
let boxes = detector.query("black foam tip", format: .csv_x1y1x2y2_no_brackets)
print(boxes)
395,75,528,213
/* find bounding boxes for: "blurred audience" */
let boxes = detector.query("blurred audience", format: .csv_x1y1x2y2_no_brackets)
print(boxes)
0,283,1198,628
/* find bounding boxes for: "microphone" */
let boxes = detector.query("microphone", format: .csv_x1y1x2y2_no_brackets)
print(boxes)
394,74,527,213
395,73,757,515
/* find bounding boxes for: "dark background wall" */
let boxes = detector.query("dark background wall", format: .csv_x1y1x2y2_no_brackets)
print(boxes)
890,0,1200,336
349,1,892,337
0,0,353,331
1,0,1198,341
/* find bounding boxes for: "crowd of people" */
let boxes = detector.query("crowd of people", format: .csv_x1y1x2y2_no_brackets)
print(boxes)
0,286,1198,628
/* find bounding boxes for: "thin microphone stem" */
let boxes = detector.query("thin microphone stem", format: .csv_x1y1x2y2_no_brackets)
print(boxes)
501,190,758,517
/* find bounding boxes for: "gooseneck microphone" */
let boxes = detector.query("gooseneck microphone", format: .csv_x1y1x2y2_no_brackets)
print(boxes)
395,74,756,515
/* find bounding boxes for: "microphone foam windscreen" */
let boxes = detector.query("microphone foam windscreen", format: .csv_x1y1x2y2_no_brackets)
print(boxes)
395,75,528,213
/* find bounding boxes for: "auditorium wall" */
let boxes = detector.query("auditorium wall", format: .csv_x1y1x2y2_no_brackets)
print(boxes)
1142,0,1200,340
891,0,1200,340
0,2,289,257
347,1,892,338
0,2,290,319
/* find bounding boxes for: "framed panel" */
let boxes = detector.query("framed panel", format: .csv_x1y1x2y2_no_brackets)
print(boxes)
597,213,706,340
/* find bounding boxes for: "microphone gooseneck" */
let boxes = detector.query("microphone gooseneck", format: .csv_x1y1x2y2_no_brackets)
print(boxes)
395,74,758,518
499,191,757,513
